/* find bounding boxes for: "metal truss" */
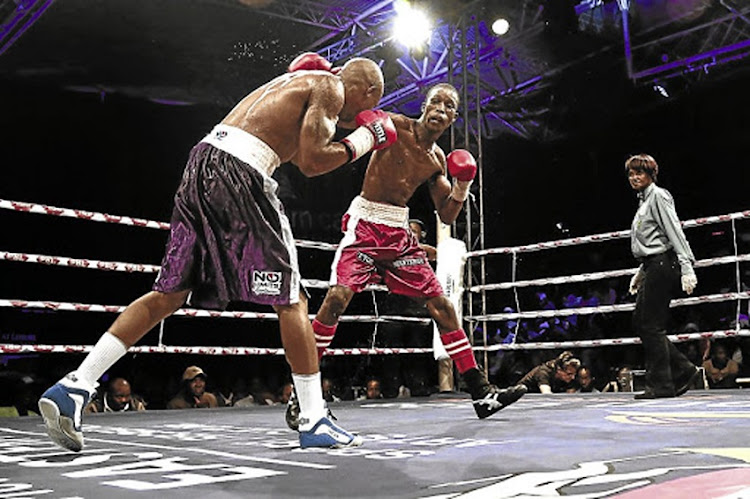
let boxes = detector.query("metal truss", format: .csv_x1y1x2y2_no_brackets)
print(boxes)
627,2,750,84
0,0,55,56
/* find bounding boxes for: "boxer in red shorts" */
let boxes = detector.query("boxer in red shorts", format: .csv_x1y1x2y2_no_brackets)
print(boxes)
287,83,526,429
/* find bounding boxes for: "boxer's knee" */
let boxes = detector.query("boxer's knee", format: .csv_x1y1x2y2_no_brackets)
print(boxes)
425,295,459,330
144,290,189,316
320,285,354,321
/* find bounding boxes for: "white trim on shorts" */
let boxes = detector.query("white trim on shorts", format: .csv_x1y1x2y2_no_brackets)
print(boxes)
328,196,411,286
202,124,299,304
201,124,281,177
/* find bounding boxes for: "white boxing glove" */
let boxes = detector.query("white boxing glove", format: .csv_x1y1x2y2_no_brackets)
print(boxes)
681,273,697,295
629,270,644,295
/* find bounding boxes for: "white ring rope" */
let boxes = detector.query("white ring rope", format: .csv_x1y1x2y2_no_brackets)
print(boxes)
1,251,160,273
2,250,744,297
465,210,750,257
0,299,431,324
469,253,750,292
2,330,749,356
0,199,170,230
0,251,387,292
466,291,750,322
2,198,748,355
0,199,337,251
0,344,433,356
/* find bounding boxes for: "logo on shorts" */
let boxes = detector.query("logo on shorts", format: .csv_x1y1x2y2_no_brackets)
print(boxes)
215,130,228,140
393,257,425,268
252,270,283,296
356,252,375,265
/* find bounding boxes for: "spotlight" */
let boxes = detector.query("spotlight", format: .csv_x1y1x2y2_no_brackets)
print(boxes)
491,17,510,36
393,0,432,49
652,84,669,98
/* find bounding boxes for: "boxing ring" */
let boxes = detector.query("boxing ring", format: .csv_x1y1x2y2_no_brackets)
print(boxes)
1,198,750,497
2,392,750,497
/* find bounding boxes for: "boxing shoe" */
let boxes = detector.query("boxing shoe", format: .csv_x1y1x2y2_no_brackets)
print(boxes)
285,389,336,432
472,384,528,419
462,367,526,419
299,417,363,449
38,372,97,452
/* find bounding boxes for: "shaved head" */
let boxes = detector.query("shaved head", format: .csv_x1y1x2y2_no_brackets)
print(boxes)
341,57,384,96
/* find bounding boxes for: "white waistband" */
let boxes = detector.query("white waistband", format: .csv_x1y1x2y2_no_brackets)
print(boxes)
347,196,410,228
201,124,281,177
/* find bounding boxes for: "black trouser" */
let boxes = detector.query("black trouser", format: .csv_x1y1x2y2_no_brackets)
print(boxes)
632,251,694,394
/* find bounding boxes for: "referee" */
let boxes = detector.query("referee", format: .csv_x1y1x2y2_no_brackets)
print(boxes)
626,153,701,399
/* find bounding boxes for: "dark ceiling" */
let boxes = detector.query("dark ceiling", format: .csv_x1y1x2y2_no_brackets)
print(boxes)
1,0,749,142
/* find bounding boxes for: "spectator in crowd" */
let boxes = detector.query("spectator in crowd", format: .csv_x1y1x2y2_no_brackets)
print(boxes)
365,378,383,400
166,366,219,409
519,351,581,394
602,367,634,392
321,378,341,403
86,377,146,413
0,370,39,417
703,343,739,389
573,367,599,393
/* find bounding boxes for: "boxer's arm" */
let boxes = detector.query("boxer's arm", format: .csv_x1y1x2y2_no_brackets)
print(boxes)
428,151,464,224
294,76,353,177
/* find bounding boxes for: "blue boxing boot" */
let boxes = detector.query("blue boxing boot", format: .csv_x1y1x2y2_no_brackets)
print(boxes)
299,416,363,449
38,372,97,452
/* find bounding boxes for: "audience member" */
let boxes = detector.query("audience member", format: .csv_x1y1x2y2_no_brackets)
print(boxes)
602,367,634,392
703,343,739,389
166,366,219,409
321,378,341,403
0,371,39,417
365,378,383,400
573,367,599,393
519,351,581,394
86,377,146,413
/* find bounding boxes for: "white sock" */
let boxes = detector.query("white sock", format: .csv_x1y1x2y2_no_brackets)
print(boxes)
292,372,326,432
74,332,128,386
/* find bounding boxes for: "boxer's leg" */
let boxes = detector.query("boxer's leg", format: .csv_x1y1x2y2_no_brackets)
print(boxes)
39,289,189,452
277,293,362,448
425,295,527,418
313,285,356,359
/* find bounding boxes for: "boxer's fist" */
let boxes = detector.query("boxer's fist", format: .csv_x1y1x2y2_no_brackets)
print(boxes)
447,149,476,202
288,52,333,72
355,110,397,150
341,110,397,162
447,149,477,182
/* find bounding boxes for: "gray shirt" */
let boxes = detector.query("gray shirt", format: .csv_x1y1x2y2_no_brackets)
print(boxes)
631,183,695,276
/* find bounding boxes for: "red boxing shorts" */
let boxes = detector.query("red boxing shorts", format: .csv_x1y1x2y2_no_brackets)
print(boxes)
330,196,443,298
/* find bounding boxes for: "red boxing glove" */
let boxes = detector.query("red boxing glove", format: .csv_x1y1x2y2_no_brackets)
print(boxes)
447,149,477,182
341,109,398,162
447,149,476,202
288,52,333,72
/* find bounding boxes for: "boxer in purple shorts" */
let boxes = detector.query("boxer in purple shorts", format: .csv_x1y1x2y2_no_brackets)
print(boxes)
286,83,527,430
39,53,397,452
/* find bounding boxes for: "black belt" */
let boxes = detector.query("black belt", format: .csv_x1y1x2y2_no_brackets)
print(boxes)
637,249,675,264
